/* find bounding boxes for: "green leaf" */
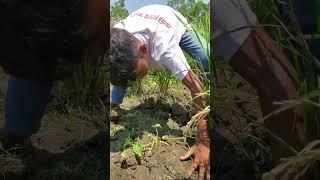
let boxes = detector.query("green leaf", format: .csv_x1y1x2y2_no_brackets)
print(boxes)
133,142,143,157
120,149,129,158
124,136,133,148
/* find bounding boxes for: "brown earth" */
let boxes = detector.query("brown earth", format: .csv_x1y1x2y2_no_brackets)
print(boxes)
110,73,271,180
0,68,107,179
110,80,200,180
0,67,273,180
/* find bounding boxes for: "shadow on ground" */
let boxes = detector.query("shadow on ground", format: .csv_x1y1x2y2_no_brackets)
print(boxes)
0,130,107,180
110,98,191,153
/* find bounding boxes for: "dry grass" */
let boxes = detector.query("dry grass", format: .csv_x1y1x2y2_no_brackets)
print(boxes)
262,140,320,180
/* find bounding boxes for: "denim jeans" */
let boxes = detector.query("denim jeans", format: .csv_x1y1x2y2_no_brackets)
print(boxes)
180,30,209,72
111,30,209,105
4,76,51,136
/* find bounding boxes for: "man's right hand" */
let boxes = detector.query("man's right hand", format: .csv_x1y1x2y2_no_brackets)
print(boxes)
180,118,211,180
180,142,210,180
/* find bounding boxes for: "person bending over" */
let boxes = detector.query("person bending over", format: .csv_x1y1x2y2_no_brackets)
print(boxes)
110,4,210,179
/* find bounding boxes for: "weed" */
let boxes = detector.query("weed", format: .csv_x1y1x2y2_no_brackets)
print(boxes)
120,124,172,158
154,69,173,95
52,56,108,113
120,129,144,158
143,124,169,155
262,140,320,180
110,124,125,137
129,80,143,96
180,12,211,93
121,138,144,158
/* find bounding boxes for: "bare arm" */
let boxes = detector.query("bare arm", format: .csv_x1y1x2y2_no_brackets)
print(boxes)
181,69,210,179
182,69,206,113
182,69,209,143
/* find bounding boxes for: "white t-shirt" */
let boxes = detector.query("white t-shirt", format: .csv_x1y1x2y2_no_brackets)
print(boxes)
113,4,192,81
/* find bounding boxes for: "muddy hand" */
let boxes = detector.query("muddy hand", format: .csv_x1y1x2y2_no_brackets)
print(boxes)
180,143,210,180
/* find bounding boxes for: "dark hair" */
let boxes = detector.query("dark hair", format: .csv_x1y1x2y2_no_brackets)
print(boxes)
110,28,142,87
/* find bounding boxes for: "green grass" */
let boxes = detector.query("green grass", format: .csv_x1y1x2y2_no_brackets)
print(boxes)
52,56,108,114
154,69,173,95
130,80,144,95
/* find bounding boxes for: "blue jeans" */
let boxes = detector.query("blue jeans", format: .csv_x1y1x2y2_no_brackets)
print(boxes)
179,31,209,72
4,76,51,136
111,30,209,105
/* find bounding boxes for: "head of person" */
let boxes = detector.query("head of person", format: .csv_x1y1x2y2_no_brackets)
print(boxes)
110,28,149,87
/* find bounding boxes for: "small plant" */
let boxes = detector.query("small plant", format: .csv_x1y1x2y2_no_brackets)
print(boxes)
120,129,144,158
52,56,108,113
154,69,173,95
121,139,144,158
110,124,125,137
120,124,172,158
143,124,169,155
153,123,162,136
71,57,107,107
130,80,143,96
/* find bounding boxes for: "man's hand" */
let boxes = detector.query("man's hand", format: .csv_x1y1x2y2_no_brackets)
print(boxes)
181,70,211,179
180,142,210,180
181,119,211,180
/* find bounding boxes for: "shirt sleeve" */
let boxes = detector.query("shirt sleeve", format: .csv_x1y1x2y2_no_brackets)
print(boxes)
160,46,190,81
